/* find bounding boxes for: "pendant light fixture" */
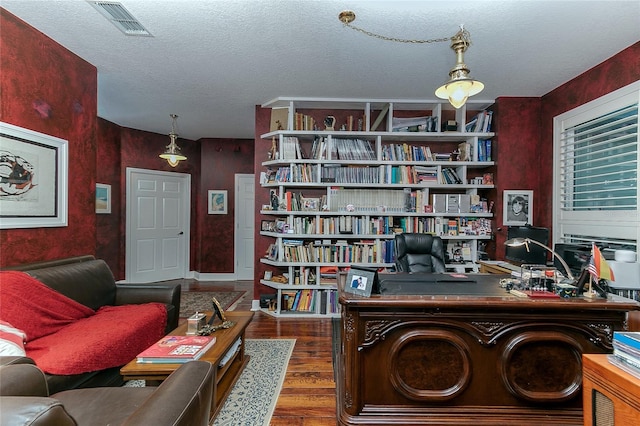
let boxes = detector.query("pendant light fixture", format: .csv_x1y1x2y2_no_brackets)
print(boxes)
338,11,484,109
159,114,186,167
435,27,484,109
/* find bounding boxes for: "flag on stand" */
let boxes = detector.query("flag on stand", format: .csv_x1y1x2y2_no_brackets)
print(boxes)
587,243,615,281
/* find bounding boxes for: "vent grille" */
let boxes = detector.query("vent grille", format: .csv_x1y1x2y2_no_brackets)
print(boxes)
89,1,152,36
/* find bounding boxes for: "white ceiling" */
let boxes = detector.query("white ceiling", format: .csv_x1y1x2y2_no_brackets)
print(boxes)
2,0,639,140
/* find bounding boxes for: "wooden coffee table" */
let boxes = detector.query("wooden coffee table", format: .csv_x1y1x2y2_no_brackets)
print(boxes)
121,310,254,420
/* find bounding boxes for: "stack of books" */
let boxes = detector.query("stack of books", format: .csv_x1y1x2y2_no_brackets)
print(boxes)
136,335,216,364
610,331,640,378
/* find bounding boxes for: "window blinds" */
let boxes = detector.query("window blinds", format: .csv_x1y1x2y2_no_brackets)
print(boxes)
559,103,638,211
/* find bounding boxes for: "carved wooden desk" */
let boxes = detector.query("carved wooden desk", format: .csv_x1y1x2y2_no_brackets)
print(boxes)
336,274,639,425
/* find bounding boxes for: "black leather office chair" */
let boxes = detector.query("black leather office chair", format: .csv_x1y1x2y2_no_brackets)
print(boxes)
394,233,447,273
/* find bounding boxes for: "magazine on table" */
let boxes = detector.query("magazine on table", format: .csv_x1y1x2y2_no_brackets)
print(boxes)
136,335,216,363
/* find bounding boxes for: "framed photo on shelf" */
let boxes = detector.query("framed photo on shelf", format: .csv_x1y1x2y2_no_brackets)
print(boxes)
344,266,378,298
503,190,533,226
301,197,320,212
261,220,275,232
0,121,68,229
95,183,111,214
208,190,227,214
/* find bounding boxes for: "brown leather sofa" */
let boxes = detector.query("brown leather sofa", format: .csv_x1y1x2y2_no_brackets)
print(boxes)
1,255,181,393
0,360,214,426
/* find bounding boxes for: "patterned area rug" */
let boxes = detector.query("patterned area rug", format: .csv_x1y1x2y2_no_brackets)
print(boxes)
212,339,296,426
179,291,245,317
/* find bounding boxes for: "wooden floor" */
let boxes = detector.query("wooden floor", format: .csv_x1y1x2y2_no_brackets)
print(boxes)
179,279,338,425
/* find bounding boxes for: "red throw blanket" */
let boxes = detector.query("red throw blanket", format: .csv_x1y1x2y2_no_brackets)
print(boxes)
0,271,167,375
0,271,94,341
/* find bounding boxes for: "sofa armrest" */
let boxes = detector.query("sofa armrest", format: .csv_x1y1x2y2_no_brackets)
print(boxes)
0,356,35,367
115,283,181,332
0,364,49,397
0,397,76,426
122,361,214,426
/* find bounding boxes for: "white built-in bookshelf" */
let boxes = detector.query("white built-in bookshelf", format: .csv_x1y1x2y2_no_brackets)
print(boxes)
259,97,495,318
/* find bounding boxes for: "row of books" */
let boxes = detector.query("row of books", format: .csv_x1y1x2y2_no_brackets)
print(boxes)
391,115,438,132
328,187,410,213
280,289,340,314
267,163,487,186
287,139,494,162
465,110,493,133
610,331,640,379
136,335,216,364
322,165,380,184
441,167,463,184
280,240,386,264
267,164,320,183
392,216,492,236
333,138,376,160
477,139,492,162
268,214,492,238
381,143,435,162
294,112,315,131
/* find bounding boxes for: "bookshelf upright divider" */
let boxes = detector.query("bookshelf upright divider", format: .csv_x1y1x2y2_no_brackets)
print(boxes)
259,97,495,318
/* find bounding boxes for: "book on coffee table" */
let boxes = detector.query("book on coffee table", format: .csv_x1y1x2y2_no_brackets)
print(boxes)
136,335,216,363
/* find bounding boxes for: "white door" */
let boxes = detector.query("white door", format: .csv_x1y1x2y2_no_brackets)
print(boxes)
126,168,190,282
235,174,254,280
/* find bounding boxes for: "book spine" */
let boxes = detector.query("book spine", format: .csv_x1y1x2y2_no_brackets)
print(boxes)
614,332,640,350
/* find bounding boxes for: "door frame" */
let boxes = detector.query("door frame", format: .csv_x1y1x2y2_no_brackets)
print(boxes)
234,173,255,280
125,167,191,282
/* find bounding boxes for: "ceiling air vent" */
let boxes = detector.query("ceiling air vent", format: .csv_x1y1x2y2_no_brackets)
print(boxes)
89,1,152,36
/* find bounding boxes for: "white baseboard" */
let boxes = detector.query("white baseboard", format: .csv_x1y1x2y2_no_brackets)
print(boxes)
193,271,238,281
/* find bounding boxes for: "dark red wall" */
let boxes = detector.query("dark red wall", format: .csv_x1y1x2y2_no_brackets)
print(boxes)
0,9,254,278
96,118,122,275
253,106,272,297
118,127,200,278
538,41,640,228
490,97,542,258
197,139,255,273
0,9,97,266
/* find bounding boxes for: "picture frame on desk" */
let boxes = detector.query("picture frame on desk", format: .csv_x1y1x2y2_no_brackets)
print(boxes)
503,190,533,226
344,267,377,298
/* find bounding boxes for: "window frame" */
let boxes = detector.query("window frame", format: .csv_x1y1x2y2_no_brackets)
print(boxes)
553,81,640,251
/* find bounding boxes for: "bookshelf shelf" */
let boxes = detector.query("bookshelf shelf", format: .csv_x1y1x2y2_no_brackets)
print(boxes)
259,97,495,317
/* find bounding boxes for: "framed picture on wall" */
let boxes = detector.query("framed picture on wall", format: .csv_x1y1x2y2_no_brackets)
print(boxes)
0,121,68,229
96,183,111,214
503,190,533,226
208,190,227,214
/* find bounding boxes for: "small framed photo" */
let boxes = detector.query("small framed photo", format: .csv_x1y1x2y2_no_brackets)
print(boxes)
344,266,377,297
208,190,227,214
95,183,111,214
301,197,320,211
261,220,275,232
503,190,533,226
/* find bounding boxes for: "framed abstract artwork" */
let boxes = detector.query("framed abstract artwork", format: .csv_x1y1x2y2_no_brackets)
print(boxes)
0,122,68,228
208,190,227,214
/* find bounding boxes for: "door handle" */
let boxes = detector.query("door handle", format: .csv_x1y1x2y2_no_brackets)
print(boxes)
178,231,184,235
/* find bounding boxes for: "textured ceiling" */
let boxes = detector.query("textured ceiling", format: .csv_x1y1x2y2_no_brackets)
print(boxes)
2,0,639,140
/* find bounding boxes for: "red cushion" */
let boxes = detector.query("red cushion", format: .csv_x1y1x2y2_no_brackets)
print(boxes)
26,303,167,375
0,271,94,341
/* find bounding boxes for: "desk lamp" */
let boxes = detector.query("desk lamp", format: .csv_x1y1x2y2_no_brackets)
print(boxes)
504,238,575,283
